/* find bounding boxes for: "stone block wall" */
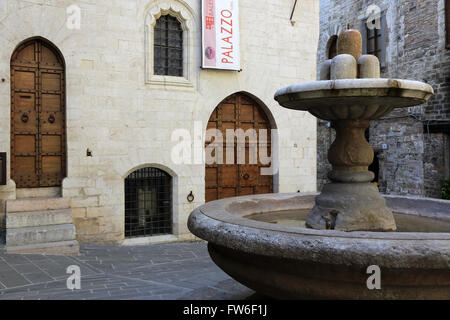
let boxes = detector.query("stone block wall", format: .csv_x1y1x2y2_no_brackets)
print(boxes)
424,132,450,197
369,118,425,196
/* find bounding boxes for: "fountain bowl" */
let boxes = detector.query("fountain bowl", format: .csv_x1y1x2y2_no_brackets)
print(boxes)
274,79,434,120
188,193,450,299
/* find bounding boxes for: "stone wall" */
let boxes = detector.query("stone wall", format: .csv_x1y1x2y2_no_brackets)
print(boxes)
318,0,450,198
369,118,425,196
317,120,334,189
424,132,450,197
0,0,319,241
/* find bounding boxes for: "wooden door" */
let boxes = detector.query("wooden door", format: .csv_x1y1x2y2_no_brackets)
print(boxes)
205,93,273,202
11,39,66,188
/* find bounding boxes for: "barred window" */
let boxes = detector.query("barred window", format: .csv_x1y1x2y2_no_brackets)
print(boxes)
125,167,172,238
154,15,183,77
361,12,387,68
366,26,381,57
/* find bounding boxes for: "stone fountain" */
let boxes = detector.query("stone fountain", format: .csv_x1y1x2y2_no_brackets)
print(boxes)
188,30,450,299
276,29,433,232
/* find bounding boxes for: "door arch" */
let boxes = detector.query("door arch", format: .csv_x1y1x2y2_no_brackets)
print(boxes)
10,38,66,188
327,35,338,59
205,93,274,202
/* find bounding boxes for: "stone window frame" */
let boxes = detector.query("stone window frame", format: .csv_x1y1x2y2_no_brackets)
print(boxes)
446,0,450,48
145,1,195,87
360,10,387,69
320,24,342,63
154,15,184,77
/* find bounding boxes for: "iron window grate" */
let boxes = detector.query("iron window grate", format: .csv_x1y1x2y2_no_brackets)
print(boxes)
125,167,173,238
154,15,183,77
366,27,382,57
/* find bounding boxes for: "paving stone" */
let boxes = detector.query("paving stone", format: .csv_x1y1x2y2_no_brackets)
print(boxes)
22,272,54,284
0,242,254,300
38,268,68,278
0,261,13,271
0,295,26,300
0,270,31,288
20,255,51,261
2,255,29,265
11,264,42,274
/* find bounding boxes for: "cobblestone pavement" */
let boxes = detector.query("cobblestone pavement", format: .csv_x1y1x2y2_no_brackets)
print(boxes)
0,239,254,300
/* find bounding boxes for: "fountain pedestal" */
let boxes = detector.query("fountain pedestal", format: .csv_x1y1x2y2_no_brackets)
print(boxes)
306,119,396,231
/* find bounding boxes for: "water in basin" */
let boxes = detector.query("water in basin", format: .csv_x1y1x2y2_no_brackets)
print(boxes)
246,209,450,233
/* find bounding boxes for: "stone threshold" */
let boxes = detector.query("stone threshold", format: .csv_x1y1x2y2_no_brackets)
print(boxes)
122,234,179,246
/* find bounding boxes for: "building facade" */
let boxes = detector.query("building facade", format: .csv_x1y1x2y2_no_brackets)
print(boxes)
318,0,450,198
0,0,319,244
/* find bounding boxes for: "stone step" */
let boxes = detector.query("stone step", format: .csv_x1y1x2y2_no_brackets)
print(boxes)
6,209,73,229
6,224,76,247
6,240,80,255
16,187,61,199
6,197,70,213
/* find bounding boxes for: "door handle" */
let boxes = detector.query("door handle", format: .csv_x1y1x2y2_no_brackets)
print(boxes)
243,173,250,180
21,113,29,123
48,114,55,124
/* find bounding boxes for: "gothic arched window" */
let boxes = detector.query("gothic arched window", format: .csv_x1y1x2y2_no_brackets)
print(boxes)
154,15,183,77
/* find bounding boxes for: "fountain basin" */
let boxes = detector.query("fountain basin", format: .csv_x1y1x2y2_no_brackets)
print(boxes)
187,193,450,299
274,78,434,231
274,79,434,120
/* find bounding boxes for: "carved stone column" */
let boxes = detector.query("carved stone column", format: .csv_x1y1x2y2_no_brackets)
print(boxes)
328,120,374,183
306,119,397,232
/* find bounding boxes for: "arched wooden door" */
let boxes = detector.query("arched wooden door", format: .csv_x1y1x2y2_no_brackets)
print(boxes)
10,39,66,188
205,93,273,202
